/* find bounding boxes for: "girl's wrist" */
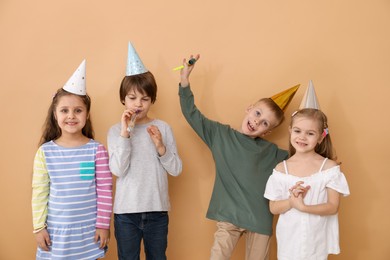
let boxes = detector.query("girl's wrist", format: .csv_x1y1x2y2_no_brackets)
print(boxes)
33,223,47,234
303,205,309,213
288,200,293,210
297,203,307,213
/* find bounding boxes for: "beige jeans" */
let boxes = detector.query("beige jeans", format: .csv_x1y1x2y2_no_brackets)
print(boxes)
210,221,271,260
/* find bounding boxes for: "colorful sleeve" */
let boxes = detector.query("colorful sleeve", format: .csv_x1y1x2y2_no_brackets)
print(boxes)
95,144,113,229
32,147,50,230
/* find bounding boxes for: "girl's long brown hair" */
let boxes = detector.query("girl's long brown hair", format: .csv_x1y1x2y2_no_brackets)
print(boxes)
39,88,94,146
289,108,336,160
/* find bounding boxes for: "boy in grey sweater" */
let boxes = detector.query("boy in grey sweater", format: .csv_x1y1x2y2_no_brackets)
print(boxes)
108,43,182,260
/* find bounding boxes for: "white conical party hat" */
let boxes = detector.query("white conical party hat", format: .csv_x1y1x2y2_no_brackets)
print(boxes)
126,42,148,76
63,59,86,95
299,80,320,109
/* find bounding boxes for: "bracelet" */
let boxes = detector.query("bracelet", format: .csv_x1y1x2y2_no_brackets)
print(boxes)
33,223,47,234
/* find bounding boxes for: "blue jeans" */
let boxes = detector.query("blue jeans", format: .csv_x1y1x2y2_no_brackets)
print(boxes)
114,212,169,260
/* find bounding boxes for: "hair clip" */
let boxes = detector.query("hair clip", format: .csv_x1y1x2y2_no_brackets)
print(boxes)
291,110,298,117
322,128,329,137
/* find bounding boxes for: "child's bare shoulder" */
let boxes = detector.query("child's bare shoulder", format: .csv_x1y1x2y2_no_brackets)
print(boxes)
324,158,338,170
274,161,286,173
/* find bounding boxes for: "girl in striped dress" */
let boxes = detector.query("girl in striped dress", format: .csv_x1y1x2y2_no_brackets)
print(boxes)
32,87,113,259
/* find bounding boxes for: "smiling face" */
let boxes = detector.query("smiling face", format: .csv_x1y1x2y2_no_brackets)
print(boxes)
54,95,88,137
289,116,324,154
240,101,279,138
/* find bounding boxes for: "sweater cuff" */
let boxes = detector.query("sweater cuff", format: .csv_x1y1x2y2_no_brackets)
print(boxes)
158,148,175,163
178,84,192,96
118,134,132,147
96,223,110,230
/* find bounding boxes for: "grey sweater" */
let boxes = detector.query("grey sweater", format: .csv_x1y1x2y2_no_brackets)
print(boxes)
107,119,182,214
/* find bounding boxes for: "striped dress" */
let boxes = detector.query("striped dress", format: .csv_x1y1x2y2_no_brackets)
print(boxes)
32,140,113,260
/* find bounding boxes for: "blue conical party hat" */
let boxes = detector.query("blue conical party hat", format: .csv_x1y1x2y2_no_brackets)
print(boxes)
63,59,87,95
126,42,148,76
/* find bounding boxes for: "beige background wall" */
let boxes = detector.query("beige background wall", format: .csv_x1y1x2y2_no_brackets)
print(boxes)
0,0,389,259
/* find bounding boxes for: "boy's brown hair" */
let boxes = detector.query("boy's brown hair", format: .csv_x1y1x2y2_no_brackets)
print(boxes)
119,71,157,104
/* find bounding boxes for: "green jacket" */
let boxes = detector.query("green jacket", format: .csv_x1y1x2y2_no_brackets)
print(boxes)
179,85,288,235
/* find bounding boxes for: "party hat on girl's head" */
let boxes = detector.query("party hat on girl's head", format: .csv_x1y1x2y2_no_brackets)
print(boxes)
63,59,86,95
126,42,148,76
299,80,320,109
270,84,300,112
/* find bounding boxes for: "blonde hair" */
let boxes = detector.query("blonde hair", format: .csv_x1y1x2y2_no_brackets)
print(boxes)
289,108,336,160
256,98,285,129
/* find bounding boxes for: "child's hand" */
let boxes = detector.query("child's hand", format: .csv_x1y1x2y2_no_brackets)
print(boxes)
289,193,306,211
180,54,200,87
289,181,311,198
94,228,110,249
147,125,166,156
120,109,138,137
34,228,51,251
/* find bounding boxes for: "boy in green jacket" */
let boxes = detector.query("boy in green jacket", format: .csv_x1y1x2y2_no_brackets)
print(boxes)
178,55,299,260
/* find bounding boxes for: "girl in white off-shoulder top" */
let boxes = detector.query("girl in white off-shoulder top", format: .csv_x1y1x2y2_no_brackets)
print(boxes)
265,108,350,260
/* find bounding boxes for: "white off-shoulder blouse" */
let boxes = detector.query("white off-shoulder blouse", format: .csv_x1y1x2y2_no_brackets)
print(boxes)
264,158,350,260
